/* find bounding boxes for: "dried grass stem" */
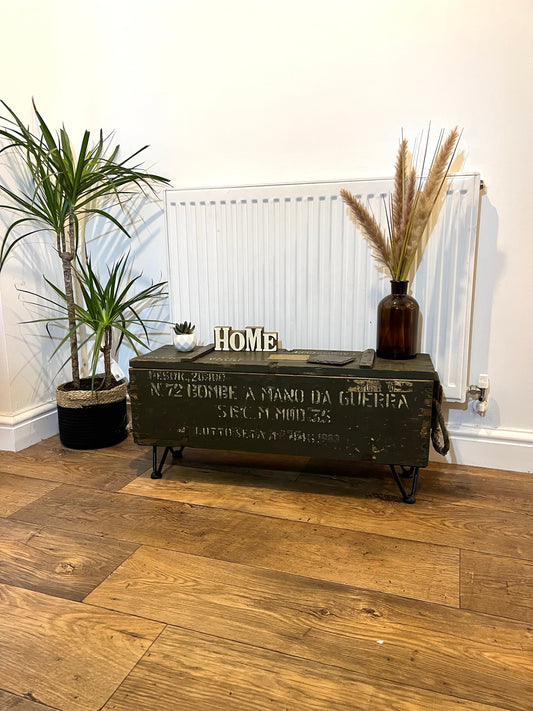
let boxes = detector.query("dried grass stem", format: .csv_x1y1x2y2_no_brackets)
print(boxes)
341,127,460,281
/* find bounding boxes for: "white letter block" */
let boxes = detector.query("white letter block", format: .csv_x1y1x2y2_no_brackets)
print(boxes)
214,326,231,351
262,332,278,351
245,326,264,351
229,330,246,351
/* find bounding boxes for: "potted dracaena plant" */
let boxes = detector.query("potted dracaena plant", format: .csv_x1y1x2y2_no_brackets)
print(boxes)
0,100,170,448
340,127,460,359
21,254,167,448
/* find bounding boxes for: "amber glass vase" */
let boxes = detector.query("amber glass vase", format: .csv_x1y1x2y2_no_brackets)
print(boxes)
376,281,419,359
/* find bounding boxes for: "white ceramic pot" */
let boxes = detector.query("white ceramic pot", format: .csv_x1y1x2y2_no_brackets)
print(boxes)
174,333,197,352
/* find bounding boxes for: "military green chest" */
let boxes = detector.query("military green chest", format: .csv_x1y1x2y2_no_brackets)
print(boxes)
129,346,440,503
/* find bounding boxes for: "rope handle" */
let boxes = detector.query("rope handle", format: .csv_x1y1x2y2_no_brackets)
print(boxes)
431,382,450,456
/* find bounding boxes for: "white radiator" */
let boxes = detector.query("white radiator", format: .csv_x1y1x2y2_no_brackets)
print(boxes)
165,175,480,401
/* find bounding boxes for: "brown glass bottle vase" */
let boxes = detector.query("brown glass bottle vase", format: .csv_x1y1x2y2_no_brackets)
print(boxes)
376,280,419,359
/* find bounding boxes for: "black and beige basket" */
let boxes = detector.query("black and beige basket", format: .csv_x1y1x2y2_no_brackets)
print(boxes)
56,379,128,449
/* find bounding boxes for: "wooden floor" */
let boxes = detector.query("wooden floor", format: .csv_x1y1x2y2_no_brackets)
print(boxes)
0,436,532,711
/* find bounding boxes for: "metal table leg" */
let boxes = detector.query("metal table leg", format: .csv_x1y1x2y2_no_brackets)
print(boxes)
389,465,420,504
151,445,185,479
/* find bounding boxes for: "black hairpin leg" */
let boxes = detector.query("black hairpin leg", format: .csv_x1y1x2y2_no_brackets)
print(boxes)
389,465,420,504
151,445,185,479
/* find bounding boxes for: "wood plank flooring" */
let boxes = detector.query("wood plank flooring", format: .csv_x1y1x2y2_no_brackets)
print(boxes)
0,518,138,601
0,435,532,710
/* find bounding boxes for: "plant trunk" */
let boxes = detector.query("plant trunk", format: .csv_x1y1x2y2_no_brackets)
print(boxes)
57,213,80,388
102,327,113,389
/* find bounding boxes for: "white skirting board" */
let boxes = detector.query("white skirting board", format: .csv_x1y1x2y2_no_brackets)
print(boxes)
430,425,533,473
0,401,58,452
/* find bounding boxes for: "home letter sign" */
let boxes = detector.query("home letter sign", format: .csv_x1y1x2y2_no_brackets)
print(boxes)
214,326,278,352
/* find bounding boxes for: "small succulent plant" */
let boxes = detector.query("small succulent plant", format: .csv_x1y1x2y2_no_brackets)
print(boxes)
174,321,195,335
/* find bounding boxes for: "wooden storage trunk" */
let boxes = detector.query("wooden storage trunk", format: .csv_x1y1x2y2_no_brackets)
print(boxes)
129,346,439,501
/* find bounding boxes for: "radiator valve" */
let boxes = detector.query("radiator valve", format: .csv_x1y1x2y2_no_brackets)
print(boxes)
468,374,489,416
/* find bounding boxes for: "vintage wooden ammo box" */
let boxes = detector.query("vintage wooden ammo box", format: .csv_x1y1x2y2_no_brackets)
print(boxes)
129,346,439,502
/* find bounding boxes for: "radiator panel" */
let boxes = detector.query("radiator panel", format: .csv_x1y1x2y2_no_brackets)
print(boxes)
165,175,480,401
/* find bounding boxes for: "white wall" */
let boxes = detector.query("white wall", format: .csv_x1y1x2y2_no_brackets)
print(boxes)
0,0,531,470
